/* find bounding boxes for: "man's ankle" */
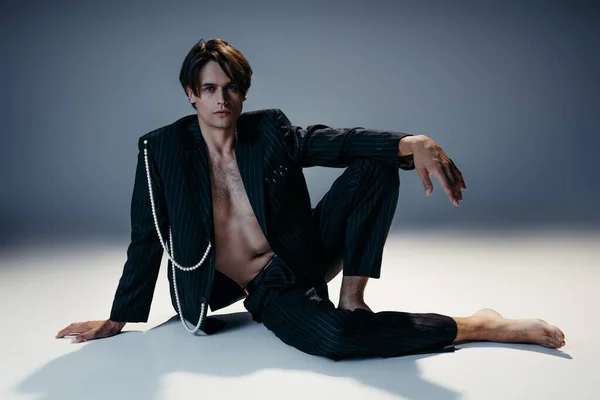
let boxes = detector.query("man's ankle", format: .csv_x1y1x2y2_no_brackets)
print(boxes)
339,275,369,300
453,316,487,343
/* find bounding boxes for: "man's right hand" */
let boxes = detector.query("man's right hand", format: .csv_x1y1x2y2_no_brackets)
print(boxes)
55,320,126,343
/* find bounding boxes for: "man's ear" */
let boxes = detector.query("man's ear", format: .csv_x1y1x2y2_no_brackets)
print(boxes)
185,86,195,101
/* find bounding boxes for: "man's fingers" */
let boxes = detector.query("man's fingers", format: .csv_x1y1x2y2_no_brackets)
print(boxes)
449,159,467,190
442,164,461,201
56,322,90,338
442,160,455,184
56,328,69,338
73,324,118,343
416,167,433,196
444,165,462,202
431,169,458,206
452,168,465,200
443,161,465,204
73,329,99,343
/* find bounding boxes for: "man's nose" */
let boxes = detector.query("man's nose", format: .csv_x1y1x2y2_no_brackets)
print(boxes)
217,87,229,103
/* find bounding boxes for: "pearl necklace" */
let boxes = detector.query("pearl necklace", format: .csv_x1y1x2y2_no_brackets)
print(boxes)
143,140,211,334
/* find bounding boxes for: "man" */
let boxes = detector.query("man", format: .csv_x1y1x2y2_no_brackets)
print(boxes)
57,39,565,359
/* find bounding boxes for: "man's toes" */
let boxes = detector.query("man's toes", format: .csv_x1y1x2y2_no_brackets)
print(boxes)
547,325,565,341
542,336,564,349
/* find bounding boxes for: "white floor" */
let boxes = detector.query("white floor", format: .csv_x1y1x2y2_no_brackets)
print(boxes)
0,229,598,400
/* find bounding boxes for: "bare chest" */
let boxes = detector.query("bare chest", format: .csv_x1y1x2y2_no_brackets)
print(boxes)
209,158,252,214
208,155,272,286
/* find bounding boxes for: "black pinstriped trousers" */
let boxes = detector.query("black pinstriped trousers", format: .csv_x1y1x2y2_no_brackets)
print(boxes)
243,159,458,360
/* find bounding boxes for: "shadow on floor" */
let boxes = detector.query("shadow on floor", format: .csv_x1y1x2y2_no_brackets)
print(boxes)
17,312,570,400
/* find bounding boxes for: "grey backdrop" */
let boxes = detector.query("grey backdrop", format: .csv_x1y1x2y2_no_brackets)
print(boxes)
2,0,599,244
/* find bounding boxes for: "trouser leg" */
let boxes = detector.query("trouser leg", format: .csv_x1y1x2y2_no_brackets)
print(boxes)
258,275,457,360
251,160,457,359
312,159,399,282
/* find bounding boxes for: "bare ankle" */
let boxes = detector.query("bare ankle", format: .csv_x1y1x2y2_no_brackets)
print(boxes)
453,316,488,343
340,276,369,301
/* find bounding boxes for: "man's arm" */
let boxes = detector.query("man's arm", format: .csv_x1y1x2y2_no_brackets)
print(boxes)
276,109,466,206
281,119,416,170
56,137,168,343
109,137,168,322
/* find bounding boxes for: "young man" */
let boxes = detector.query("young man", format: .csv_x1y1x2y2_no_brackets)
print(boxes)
57,39,565,359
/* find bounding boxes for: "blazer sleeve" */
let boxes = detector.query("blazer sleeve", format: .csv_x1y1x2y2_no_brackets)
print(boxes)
277,109,415,170
109,136,168,323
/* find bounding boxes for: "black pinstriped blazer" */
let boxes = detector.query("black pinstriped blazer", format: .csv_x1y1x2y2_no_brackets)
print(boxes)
109,108,415,333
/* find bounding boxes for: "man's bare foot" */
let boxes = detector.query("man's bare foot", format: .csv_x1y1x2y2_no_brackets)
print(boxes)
454,308,566,349
338,299,373,313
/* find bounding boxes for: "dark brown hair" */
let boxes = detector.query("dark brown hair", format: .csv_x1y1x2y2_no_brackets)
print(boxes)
179,38,252,109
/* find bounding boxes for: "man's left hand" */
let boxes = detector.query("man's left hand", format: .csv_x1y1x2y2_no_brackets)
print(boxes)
399,135,467,207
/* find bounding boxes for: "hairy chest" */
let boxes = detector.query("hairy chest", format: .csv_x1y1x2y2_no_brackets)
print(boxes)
209,158,252,213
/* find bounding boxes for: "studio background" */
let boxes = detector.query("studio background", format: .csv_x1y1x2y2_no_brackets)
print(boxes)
2,0,599,246
2,4,599,399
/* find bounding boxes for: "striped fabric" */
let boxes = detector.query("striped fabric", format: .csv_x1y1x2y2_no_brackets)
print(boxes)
258,278,458,360
244,158,458,359
109,109,425,338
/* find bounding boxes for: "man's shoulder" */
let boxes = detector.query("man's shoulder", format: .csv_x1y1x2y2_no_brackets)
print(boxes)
238,108,293,141
239,108,290,125
139,114,197,143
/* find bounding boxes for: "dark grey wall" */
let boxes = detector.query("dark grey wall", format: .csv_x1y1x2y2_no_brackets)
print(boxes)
2,0,599,242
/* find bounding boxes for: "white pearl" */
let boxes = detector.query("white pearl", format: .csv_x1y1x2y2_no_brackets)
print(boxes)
143,140,209,334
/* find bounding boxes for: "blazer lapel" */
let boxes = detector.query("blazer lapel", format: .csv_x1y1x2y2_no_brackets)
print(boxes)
235,121,269,242
182,121,214,241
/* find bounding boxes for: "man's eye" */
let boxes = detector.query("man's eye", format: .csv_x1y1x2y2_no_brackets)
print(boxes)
228,85,239,91
203,87,215,92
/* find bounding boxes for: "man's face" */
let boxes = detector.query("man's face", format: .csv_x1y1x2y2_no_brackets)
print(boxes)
188,60,246,131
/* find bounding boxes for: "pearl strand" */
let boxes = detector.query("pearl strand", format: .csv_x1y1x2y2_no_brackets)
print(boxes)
143,139,210,334
169,228,205,334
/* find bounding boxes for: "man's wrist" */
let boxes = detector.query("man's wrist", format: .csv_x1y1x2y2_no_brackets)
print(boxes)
108,320,126,331
398,135,422,157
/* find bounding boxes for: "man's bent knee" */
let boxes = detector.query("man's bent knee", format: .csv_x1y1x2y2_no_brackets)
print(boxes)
348,159,399,189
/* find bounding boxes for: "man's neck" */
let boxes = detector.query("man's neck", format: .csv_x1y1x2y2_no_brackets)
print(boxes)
198,119,237,157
